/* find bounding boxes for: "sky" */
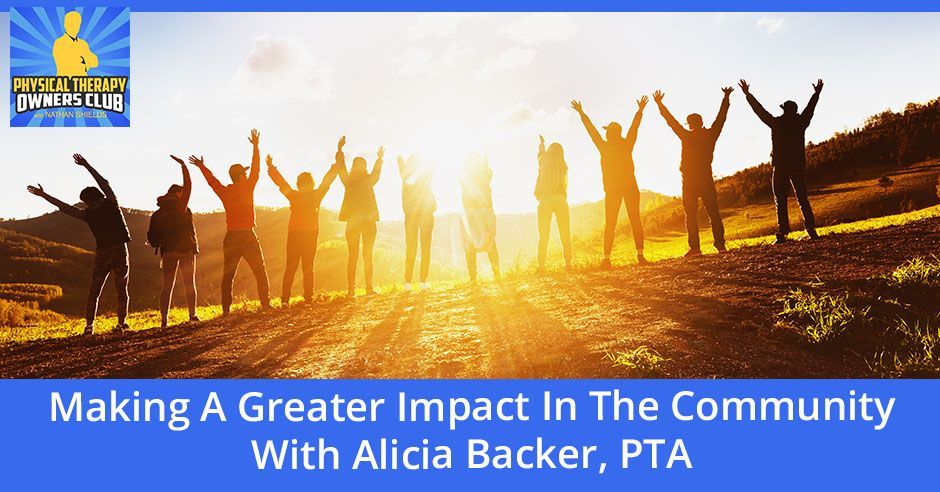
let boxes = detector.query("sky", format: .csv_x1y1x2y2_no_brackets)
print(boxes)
1,12,939,220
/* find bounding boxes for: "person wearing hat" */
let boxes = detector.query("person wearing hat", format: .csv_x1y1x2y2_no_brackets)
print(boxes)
148,155,199,329
739,79,823,244
653,87,732,257
570,96,649,268
189,129,271,314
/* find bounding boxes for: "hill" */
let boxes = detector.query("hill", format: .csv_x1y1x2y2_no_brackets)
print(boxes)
2,208,937,378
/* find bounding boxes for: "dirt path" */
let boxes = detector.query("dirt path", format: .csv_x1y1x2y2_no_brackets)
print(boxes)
2,218,938,378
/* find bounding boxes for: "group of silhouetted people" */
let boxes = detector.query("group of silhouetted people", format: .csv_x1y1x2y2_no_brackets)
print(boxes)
27,79,824,334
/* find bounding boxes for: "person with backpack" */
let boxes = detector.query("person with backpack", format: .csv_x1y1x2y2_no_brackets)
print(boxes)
653,87,732,256
27,154,131,335
189,129,270,314
397,153,436,291
335,142,384,298
266,138,342,307
148,155,200,329
739,78,823,244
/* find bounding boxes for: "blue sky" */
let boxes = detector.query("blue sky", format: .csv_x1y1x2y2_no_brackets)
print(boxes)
1,12,938,219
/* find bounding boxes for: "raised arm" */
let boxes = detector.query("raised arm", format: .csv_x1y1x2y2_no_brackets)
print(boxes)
170,155,192,209
739,80,774,127
710,87,734,136
318,161,340,194
247,129,261,188
801,79,823,128
73,154,115,201
368,147,384,186
334,136,349,186
653,90,686,139
625,96,648,146
188,155,225,197
570,100,604,150
27,184,85,220
538,135,546,161
265,154,293,199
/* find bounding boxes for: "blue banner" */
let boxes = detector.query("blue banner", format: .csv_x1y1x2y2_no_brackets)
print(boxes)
1,379,936,489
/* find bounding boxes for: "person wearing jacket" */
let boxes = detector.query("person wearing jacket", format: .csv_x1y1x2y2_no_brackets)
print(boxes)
571,97,648,267
189,129,270,314
266,139,341,306
336,141,384,298
739,78,823,244
460,153,500,284
150,155,199,329
27,154,131,335
534,135,572,271
653,87,732,256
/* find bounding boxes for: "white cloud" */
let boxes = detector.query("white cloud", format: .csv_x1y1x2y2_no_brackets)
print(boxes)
493,103,573,139
474,46,536,80
393,42,474,75
225,35,333,103
756,16,785,34
501,13,577,46
407,13,464,42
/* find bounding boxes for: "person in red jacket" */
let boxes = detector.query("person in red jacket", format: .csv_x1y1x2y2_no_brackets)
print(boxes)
189,129,270,314
266,138,342,306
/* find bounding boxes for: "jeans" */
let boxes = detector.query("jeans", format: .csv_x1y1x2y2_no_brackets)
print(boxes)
537,194,572,266
160,251,196,324
86,243,129,327
222,230,270,313
404,213,434,283
682,176,725,251
773,167,816,235
282,229,318,304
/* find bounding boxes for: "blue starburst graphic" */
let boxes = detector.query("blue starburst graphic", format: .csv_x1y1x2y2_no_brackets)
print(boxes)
9,6,130,127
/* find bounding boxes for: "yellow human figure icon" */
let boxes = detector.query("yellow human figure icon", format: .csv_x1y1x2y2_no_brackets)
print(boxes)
52,11,99,76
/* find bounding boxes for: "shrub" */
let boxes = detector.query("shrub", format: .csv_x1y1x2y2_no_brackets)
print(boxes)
885,256,940,287
0,283,63,305
0,299,65,327
777,289,870,343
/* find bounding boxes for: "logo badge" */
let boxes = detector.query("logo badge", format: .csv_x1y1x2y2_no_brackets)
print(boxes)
9,6,130,127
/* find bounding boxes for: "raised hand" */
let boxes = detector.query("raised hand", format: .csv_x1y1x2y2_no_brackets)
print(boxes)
637,95,649,110
570,100,583,114
397,155,406,167
337,135,346,152
539,135,545,145
377,146,385,160
188,155,204,167
72,153,89,167
248,129,260,147
27,184,45,197
265,154,274,169
738,79,750,94
721,86,734,97
170,155,185,165
652,90,665,104
813,79,824,94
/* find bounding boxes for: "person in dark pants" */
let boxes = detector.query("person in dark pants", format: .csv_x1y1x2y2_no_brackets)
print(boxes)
739,79,823,244
397,153,437,291
266,138,341,306
149,155,200,329
190,129,270,314
571,96,648,267
653,87,732,256
27,154,131,335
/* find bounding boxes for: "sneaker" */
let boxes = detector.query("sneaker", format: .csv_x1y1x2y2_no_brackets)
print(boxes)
160,321,169,330
774,234,788,245
715,244,728,253
83,325,94,336
365,287,377,296
807,229,820,240
403,283,413,292
600,258,612,269
346,289,357,299
114,323,129,333
684,249,702,258
189,316,201,323
419,282,431,291
636,254,648,265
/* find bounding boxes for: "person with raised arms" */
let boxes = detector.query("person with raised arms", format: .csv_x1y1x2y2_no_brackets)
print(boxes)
335,142,384,298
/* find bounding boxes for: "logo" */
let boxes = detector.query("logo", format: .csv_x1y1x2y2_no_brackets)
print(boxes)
9,6,130,127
